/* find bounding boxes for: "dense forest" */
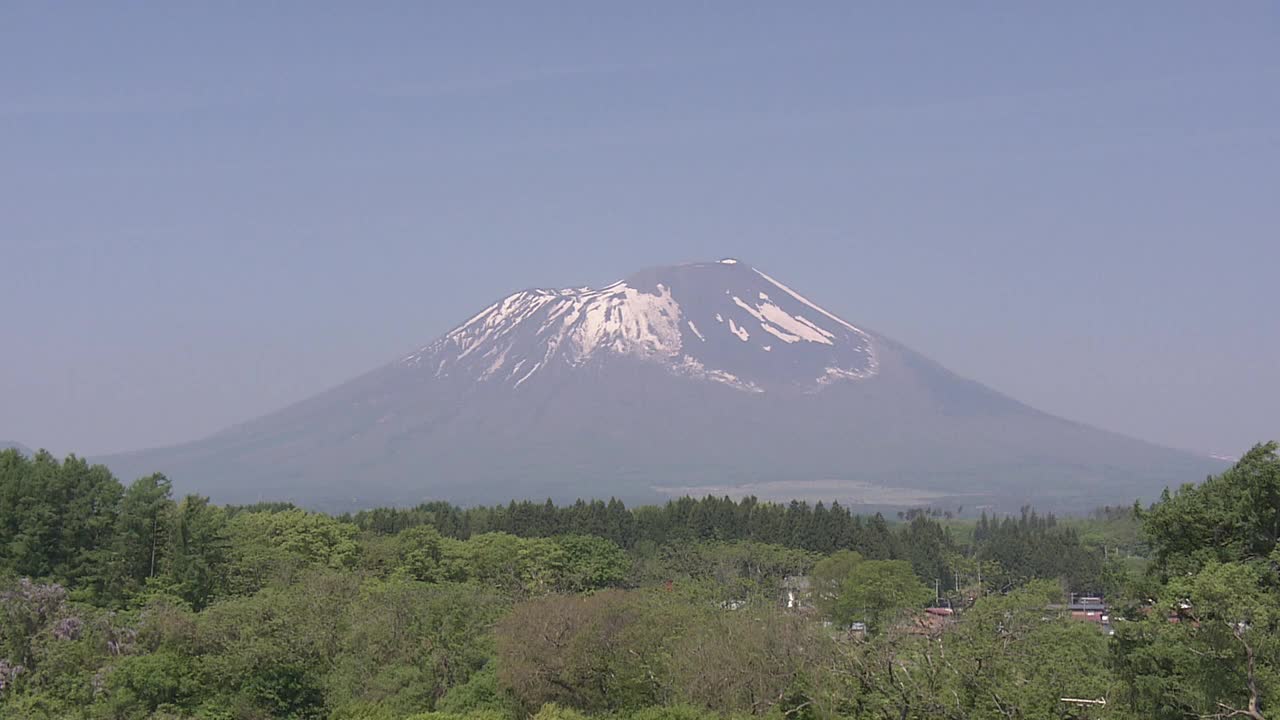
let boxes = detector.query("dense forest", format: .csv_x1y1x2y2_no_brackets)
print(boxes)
1,442,1277,719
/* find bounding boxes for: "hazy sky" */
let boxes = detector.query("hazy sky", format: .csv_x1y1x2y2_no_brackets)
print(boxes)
2,3,1276,459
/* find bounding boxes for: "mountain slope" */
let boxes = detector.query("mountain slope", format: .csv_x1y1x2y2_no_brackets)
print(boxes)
101,259,1220,511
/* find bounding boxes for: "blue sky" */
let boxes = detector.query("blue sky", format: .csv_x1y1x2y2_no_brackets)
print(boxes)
2,3,1276,458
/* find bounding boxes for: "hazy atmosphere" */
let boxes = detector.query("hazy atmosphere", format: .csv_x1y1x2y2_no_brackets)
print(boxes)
3,3,1277,458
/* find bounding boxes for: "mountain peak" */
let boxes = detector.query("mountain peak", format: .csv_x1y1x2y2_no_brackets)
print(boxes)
403,260,878,393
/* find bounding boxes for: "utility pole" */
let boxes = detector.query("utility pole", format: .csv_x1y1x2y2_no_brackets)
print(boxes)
149,514,159,578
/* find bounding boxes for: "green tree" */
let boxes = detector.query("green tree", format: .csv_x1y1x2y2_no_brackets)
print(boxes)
434,664,517,717
1113,558,1279,720
225,508,359,594
832,559,931,632
160,495,230,610
0,452,123,599
327,579,506,719
810,549,863,619
189,571,360,719
110,473,175,602
1142,441,1280,579
639,541,815,604
496,590,690,714
1113,443,1280,719
459,533,525,595
668,605,837,716
392,525,448,582
551,535,629,593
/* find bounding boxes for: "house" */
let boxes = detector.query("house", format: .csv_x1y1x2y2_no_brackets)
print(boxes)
903,608,956,637
1062,593,1113,635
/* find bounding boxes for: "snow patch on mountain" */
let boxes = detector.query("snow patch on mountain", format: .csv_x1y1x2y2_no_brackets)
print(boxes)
674,354,764,393
731,295,834,345
818,365,878,385
753,268,864,335
567,282,683,360
513,361,541,388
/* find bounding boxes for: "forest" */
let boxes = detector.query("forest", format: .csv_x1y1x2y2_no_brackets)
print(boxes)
0,442,1277,720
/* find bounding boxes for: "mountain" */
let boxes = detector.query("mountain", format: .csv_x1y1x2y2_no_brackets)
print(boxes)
101,259,1220,512
1,441,33,456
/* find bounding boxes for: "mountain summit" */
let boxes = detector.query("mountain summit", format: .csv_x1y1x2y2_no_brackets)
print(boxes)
404,259,877,395
102,260,1219,511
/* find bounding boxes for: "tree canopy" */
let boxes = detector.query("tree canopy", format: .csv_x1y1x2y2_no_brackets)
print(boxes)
2,443,1276,719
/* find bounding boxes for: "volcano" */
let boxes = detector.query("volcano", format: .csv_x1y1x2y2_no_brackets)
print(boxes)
101,259,1219,511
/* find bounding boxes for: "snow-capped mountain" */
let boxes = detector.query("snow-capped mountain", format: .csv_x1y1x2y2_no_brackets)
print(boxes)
101,260,1222,511
403,259,876,394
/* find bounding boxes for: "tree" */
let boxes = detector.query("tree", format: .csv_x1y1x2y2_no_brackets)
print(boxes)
327,579,506,719
810,550,862,619
0,578,69,674
639,541,816,604
1113,442,1280,719
668,606,837,716
0,452,124,598
459,533,525,596
1142,442,1280,579
189,571,359,719
832,560,931,632
1113,557,1279,719
391,525,448,583
160,495,230,610
496,590,688,714
899,515,953,593
225,508,359,594
551,535,629,593
110,473,175,602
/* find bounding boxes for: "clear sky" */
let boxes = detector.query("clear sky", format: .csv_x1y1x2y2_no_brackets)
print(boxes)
2,3,1276,458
